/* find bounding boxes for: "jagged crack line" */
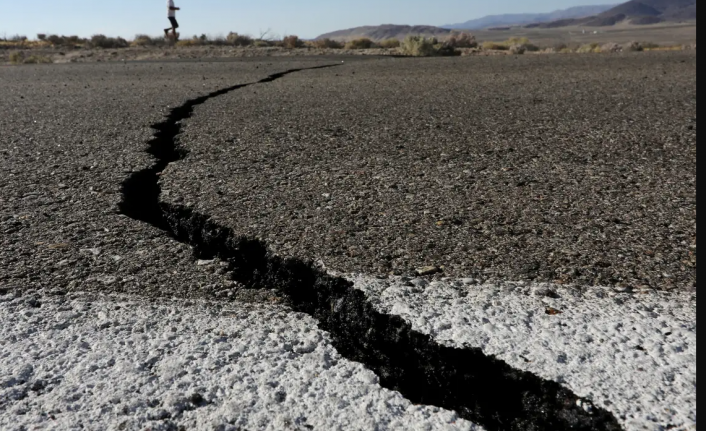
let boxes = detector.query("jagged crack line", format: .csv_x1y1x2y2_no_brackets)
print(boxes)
118,64,340,229
119,64,624,431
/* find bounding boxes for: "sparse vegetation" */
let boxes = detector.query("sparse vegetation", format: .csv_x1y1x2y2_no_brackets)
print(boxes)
9,51,24,64
308,38,344,49
481,41,509,50
624,41,644,51
131,34,163,47
1,28,693,61
89,34,128,49
175,37,203,47
509,44,526,54
8,51,52,64
640,41,660,50
344,38,376,49
23,55,52,64
378,38,401,49
400,35,437,56
282,35,303,49
445,31,477,48
227,32,254,47
577,43,601,53
481,37,539,52
601,42,622,52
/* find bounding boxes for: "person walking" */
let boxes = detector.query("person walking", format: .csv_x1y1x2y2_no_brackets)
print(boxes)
164,0,181,39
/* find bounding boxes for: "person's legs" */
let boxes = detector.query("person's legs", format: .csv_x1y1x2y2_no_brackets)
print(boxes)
168,17,179,38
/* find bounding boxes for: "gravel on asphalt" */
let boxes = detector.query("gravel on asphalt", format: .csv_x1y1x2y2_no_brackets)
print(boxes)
162,51,696,290
0,58,335,300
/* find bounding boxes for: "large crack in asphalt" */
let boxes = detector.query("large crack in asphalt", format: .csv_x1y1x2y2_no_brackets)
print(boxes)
118,65,624,431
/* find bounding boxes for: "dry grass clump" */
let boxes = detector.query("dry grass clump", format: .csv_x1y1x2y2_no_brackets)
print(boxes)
9,51,52,64
577,42,601,53
624,41,644,52
482,37,539,52
175,37,203,47
23,55,52,64
226,32,254,46
89,34,128,49
645,44,688,51
509,44,526,54
445,31,477,48
131,34,164,47
282,35,303,49
378,38,401,48
600,42,622,53
400,35,437,56
344,38,376,49
481,41,509,50
9,51,24,64
45,35,85,47
308,38,344,49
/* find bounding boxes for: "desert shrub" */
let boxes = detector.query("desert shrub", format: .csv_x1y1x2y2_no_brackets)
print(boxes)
132,34,160,46
9,35,27,42
226,32,254,46
37,34,47,41
175,38,202,47
46,35,62,45
640,41,660,49
9,51,23,64
309,38,344,49
377,38,400,48
506,37,530,46
600,42,621,53
344,38,376,49
481,41,509,50
253,39,272,47
283,35,302,49
445,31,477,48
23,55,52,64
624,41,643,51
45,35,84,47
481,37,538,52
509,44,526,54
576,43,601,53
89,34,128,49
65,35,83,46
400,35,437,56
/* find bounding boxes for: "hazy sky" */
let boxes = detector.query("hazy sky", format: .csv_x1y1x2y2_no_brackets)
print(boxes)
0,0,614,40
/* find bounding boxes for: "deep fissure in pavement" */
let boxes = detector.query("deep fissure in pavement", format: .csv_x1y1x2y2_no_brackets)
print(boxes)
119,65,623,431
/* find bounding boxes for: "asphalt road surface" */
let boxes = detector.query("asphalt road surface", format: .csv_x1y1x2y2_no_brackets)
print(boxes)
0,52,696,431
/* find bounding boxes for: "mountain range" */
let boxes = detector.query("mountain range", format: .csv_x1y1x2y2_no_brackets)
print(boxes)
443,4,617,29
316,25,452,41
527,0,696,27
315,0,696,41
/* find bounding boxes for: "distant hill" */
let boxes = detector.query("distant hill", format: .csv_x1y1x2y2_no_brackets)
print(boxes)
528,0,696,27
444,4,617,30
316,25,452,41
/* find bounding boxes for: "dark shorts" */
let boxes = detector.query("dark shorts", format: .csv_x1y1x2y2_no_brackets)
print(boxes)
168,17,179,28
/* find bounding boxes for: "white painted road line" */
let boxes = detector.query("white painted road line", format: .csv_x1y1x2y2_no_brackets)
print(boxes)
0,291,479,431
349,275,696,431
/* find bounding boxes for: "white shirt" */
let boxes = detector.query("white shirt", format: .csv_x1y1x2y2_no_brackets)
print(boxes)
167,0,176,18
